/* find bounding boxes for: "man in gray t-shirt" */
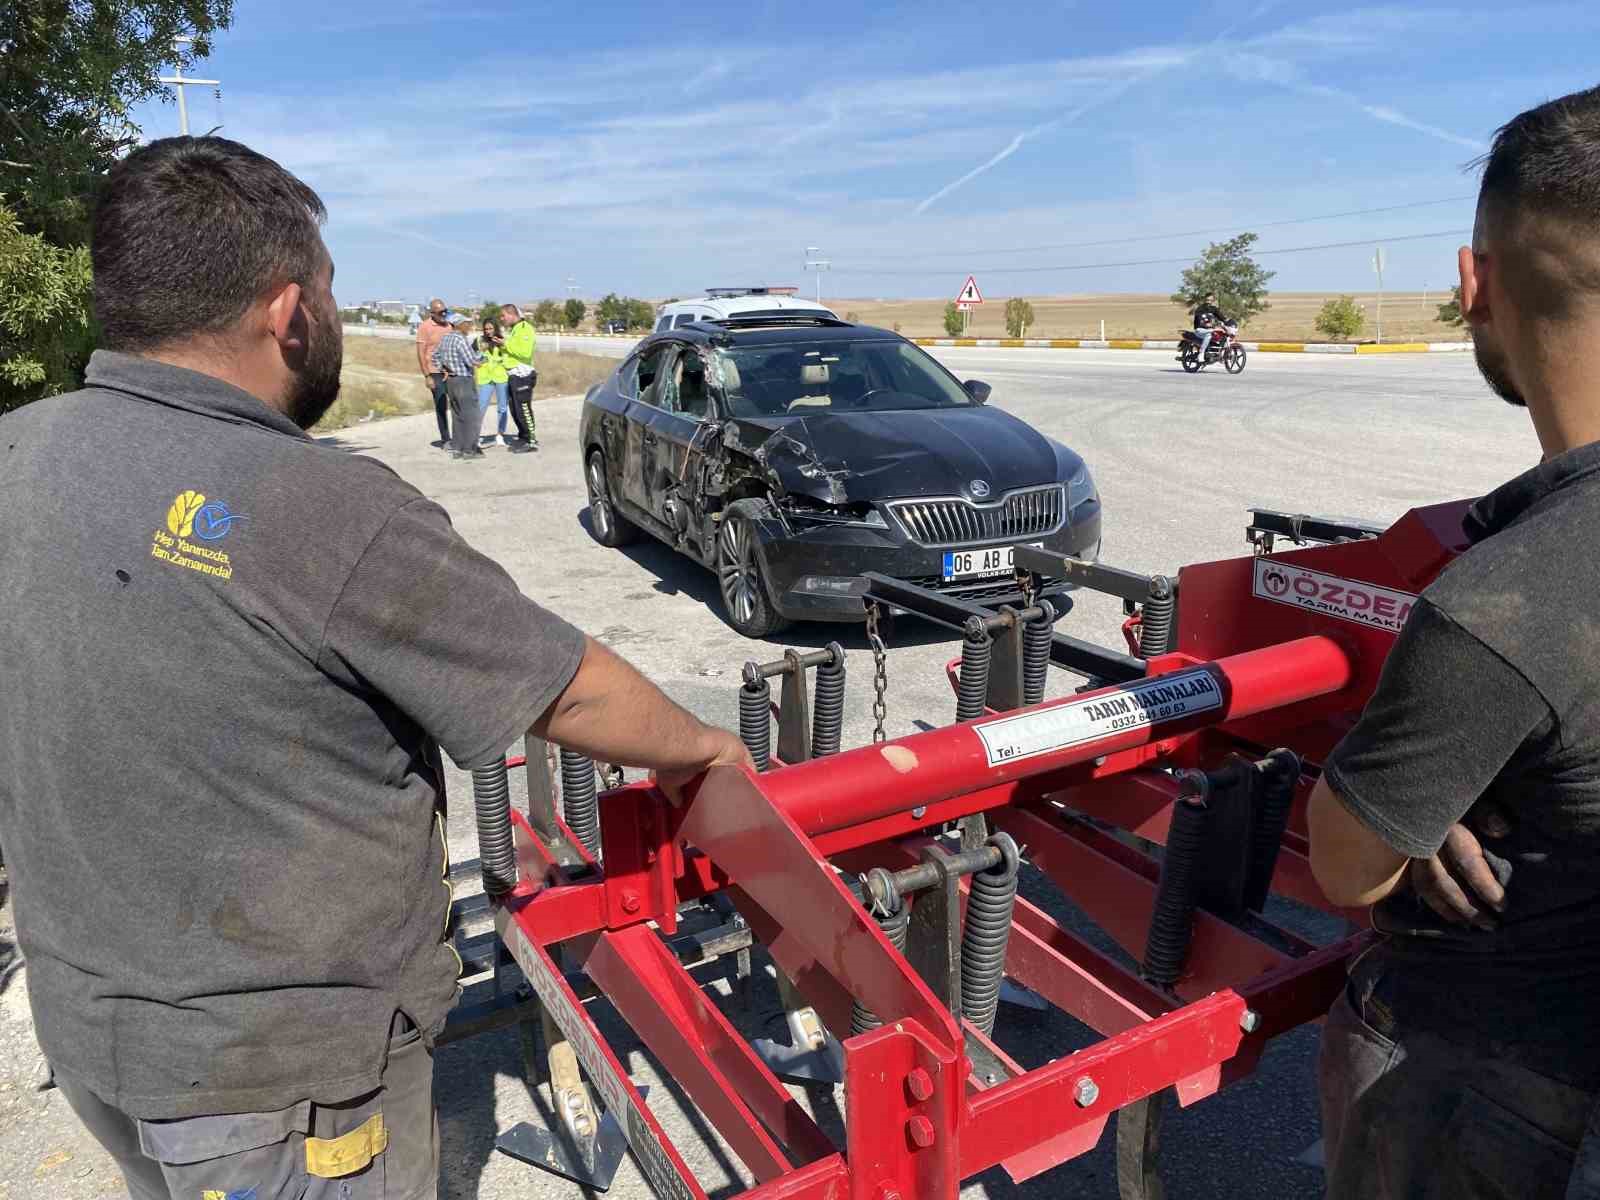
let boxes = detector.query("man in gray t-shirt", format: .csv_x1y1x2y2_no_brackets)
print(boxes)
0,137,748,1200
1309,86,1600,1199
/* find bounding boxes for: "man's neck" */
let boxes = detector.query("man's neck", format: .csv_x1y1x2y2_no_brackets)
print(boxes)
140,344,287,418
1524,334,1600,458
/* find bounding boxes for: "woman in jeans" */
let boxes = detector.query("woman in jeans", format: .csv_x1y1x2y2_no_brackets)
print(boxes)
474,318,511,447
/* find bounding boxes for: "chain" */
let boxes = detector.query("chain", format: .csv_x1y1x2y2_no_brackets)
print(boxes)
865,602,889,743
1017,567,1036,610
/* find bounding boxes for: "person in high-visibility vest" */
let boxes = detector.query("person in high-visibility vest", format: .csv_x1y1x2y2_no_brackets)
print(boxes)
499,303,538,450
473,318,514,447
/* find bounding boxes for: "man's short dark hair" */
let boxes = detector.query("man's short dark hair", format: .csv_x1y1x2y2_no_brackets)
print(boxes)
93,137,328,351
1477,85,1600,320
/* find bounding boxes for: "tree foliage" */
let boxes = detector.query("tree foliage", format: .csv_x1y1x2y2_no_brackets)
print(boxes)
563,297,586,329
0,1,232,413
625,298,654,330
1004,297,1035,338
531,299,561,328
1,2,234,245
477,301,501,326
0,203,96,413
942,301,964,336
1314,295,1365,342
1171,233,1274,328
1436,284,1464,327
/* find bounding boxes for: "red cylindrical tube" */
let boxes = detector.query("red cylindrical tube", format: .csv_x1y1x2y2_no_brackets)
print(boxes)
763,635,1352,837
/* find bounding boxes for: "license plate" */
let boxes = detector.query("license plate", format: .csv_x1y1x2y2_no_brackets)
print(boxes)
942,543,1039,581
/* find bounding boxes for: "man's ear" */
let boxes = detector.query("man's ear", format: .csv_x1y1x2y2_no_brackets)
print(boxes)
1459,244,1487,324
265,281,306,353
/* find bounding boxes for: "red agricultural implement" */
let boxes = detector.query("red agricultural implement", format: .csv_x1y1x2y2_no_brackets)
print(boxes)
456,500,1472,1199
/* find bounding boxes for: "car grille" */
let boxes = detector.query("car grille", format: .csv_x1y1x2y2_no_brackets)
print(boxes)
889,484,1065,549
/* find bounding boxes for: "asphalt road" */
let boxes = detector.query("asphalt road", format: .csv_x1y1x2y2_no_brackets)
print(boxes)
0,346,1533,1200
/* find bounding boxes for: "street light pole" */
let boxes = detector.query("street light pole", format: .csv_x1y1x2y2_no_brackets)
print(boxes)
559,276,579,352
158,36,219,136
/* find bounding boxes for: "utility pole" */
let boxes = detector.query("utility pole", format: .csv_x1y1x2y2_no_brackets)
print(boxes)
559,277,578,352
804,246,831,306
158,36,219,136
1372,246,1386,345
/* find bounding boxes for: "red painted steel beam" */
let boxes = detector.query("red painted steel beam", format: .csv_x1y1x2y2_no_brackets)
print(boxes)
960,990,1249,1181
581,925,837,1180
740,1155,851,1200
762,636,1353,839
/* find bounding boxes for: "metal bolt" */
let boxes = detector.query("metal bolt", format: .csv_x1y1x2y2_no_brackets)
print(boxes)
1093,756,1106,767
906,1115,936,1148
1240,1009,1262,1034
1073,1076,1099,1108
911,806,927,819
905,1068,934,1102
620,890,641,913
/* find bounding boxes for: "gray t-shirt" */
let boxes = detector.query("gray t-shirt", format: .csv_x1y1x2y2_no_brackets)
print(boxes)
0,352,585,1117
1325,441,1600,1085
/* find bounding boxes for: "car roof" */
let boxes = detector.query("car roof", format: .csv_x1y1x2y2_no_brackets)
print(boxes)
634,317,907,350
661,294,837,318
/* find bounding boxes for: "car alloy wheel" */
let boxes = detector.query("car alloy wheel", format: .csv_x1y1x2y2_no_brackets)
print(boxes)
584,449,638,547
718,516,761,626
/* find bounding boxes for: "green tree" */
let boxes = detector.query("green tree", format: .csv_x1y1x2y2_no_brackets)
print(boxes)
0,1,233,412
1004,297,1035,337
0,204,95,413
477,301,501,326
1436,284,1464,327
1172,233,1274,328
594,292,627,330
1314,295,1365,342
563,297,586,329
943,301,964,336
532,299,561,328
625,298,655,331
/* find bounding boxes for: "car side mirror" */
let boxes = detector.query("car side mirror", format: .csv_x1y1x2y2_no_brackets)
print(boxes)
964,379,992,404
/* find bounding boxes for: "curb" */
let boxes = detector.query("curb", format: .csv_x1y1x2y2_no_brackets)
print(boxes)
909,337,1471,355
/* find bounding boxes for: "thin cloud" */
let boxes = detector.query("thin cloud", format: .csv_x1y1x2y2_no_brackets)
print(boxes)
1362,104,1485,151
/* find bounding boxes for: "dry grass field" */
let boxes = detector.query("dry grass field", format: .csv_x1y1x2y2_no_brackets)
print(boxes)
317,333,616,432
820,291,1467,344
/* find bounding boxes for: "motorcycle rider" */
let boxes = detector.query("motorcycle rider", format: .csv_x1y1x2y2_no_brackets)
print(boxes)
1185,291,1229,361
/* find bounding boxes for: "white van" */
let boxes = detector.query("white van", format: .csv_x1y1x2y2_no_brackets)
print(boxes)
653,287,836,333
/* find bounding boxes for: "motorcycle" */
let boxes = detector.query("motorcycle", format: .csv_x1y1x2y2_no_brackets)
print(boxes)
1178,323,1246,374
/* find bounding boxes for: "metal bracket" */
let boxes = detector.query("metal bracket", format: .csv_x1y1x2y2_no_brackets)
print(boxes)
751,969,846,1084
904,842,965,1023
777,650,812,766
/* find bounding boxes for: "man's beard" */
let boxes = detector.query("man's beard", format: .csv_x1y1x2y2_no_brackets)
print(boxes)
1474,334,1526,408
285,315,343,429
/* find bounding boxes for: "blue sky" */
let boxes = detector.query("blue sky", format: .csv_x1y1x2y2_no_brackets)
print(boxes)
129,1,1600,305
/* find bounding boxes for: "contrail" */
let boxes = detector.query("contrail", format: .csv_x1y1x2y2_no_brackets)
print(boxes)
1361,104,1484,152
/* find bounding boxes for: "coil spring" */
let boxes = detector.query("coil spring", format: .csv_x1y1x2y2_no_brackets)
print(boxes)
811,644,846,758
956,617,993,722
850,871,911,1035
1245,750,1301,911
739,675,772,772
960,834,1021,1036
1142,776,1210,987
1139,577,1176,658
559,748,600,857
471,756,516,895
1022,599,1056,706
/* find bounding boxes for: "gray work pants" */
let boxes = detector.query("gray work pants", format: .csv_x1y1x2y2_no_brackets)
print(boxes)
1319,967,1592,1199
445,377,480,456
57,1019,437,1200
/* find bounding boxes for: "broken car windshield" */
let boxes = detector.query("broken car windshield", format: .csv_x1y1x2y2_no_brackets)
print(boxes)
711,339,974,419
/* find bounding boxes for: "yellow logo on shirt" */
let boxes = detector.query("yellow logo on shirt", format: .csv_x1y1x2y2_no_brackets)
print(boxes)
151,489,238,581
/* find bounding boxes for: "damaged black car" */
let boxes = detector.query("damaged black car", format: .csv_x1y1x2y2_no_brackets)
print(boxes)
578,315,1103,638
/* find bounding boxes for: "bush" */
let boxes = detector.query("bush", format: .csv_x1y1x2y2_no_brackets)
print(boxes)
1436,285,1464,327
532,299,561,328
564,297,586,329
942,301,964,336
1004,297,1035,337
1314,295,1365,342
0,203,95,414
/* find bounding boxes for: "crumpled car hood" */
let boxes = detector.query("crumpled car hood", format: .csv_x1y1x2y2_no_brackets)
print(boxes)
729,407,1071,505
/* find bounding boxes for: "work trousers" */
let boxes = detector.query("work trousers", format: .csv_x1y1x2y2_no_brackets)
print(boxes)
1320,964,1593,1199
445,377,480,455
506,372,536,444
58,1018,437,1200
427,373,449,444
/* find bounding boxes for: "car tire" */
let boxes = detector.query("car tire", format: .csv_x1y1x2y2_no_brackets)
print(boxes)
717,499,792,639
585,448,639,547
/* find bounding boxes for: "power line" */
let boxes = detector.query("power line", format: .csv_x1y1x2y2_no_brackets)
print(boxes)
839,228,1472,278
841,195,1477,265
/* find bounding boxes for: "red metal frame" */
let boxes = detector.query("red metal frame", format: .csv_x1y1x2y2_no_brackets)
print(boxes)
488,501,1472,1199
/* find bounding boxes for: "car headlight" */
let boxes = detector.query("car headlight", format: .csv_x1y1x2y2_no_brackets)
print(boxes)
1067,464,1096,508
782,500,887,529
